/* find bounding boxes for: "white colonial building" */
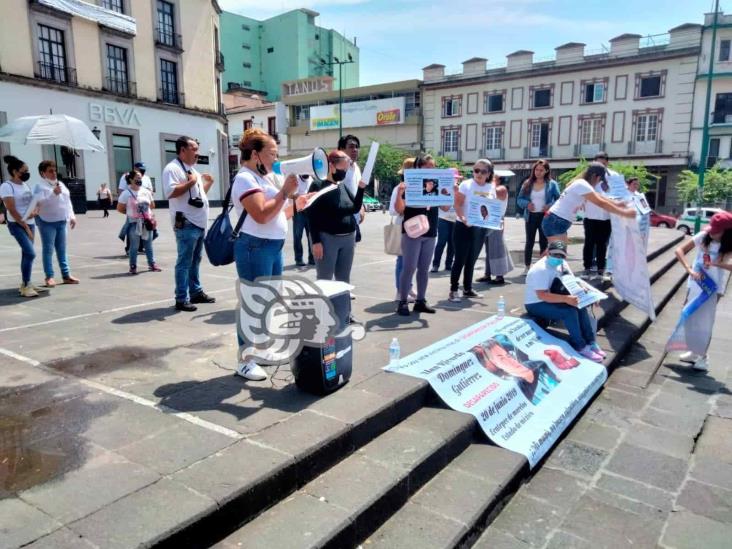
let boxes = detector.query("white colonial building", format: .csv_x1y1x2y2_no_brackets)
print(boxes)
421,24,705,213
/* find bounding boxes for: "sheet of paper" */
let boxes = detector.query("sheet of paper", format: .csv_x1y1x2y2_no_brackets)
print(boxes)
301,183,338,210
21,194,40,222
560,274,608,309
403,169,455,207
633,193,652,215
360,141,379,186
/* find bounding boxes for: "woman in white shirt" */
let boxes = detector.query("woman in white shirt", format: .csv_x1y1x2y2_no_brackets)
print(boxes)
1,155,47,297
97,183,112,218
232,128,303,381
117,169,160,275
477,175,514,285
32,160,78,287
541,162,635,246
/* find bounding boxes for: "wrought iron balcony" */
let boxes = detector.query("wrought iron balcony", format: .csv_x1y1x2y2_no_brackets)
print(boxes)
36,62,77,86
154,27,183,51
104,76,136,97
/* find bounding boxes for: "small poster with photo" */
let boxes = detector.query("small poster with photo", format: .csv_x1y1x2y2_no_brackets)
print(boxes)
560,274,608,309
467,196,503,230
633,193,652,215
404,169,455,207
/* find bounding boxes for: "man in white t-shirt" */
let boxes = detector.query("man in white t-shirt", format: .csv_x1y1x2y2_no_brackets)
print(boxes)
594,151,622,279
338,134,366,245
162,135,215,311
134,162,154,193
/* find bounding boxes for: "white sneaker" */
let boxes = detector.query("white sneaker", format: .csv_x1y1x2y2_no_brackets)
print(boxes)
448,291,462,303
235,360,268,381
692,356,709,372
679,351,699,364
19,284,39,298
601,272,612,283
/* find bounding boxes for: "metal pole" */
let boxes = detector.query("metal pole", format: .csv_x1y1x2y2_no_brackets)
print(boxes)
338,62,343,139
695,0,720,233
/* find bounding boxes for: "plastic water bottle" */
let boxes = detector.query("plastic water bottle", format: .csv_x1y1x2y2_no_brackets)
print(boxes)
389,338,401,368
497,295,506,319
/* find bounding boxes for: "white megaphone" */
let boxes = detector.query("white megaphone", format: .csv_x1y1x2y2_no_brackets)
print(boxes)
273,148,328,181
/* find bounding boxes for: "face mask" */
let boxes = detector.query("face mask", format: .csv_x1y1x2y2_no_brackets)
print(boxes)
20,172,30,182
254,153,267,176
333,168,347,182
547,256,563,268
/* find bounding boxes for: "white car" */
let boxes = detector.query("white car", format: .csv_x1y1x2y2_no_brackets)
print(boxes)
676,207,724,234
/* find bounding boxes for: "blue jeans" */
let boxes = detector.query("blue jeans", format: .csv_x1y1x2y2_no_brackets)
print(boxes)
36,218,70,279
541,212,572,238
8,222,36,284
432,218,454,270
128,224,155,269
234,233,285,346
292,211,313,264
174,222,205,303
525,301,596,350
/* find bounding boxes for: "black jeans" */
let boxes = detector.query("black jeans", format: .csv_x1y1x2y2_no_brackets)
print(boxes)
583,218,612,271
450,222,486,292
292,211,313,264
524,212,547,267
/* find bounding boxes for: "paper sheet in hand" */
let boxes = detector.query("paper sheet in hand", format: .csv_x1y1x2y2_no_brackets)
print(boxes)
361,142,379,186
560,275,607,308
301,184,338,210
21,194,41,222
467,196,503,229
607,171,630,200
633,193,652,215
404,169,454,207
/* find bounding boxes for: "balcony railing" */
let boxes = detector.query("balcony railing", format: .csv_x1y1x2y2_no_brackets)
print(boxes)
104,76,136,97
480,148,505,160
216,51,225,71
627,140,663,155
573,143,606,158
711,111,732,124
525,145,552,159
154,27,183,51
439,150,462,161
36,61,77,86
159,87,182,105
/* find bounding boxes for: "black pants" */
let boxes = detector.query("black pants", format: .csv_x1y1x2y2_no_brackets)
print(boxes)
450,222,486,292
524,212,547,267
583,218,612,271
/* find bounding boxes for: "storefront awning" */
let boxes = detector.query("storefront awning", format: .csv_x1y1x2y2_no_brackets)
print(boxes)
36,0,136,36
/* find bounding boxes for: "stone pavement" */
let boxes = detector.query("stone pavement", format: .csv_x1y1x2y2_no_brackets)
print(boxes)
0,209,690,548
477,278,732,549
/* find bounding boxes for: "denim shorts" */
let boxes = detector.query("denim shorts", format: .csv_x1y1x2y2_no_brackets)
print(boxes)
541,212,573,237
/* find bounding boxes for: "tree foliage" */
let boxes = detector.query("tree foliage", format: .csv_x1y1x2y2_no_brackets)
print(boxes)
677,164,732,206
556,158,657,192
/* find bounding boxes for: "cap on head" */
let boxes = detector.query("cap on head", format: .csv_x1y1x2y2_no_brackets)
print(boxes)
134,162,146,170
708,211,732,234
547,240,568,257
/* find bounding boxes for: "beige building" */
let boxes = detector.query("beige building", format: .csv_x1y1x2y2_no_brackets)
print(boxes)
0,0,228,205
690,11,732,176
421,25,703,213
283,79,422,157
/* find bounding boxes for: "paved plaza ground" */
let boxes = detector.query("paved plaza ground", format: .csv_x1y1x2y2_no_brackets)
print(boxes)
0,210,729,548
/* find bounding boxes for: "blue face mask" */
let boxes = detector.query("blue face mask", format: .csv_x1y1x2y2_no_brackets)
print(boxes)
547,256,563,268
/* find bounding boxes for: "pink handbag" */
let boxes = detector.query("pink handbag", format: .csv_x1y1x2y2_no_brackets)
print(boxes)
404,214,430,238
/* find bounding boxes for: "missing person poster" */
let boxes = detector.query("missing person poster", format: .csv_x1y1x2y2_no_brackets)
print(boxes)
560,275,608,309
384,316,607,467
404,168,454,207
467,196,503,229
610,215,656,320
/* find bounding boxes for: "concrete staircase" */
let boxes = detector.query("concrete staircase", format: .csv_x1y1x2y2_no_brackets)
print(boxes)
154,233,689,549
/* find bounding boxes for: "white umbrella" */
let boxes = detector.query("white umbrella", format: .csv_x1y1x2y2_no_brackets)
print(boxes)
0,114,105,152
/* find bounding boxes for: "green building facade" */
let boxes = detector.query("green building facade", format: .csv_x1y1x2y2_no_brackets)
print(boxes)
220,9,359,101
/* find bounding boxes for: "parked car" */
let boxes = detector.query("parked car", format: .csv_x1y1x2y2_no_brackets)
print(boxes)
363,193,382,212
649,211,677,228
676,207,724,234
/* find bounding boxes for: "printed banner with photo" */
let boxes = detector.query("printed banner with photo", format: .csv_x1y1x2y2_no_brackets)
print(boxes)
467,196,503,230
384,315,608,468
560,275,608,309
403,169,455,207
610,215,656,320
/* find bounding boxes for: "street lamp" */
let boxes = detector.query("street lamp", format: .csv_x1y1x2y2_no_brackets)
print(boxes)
320,53,354,139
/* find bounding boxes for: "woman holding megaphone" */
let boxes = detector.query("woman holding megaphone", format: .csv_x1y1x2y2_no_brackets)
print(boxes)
232,128,310,381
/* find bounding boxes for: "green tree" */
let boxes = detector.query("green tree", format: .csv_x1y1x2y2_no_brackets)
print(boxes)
358,142,413,199
557,158,657,192
677,164,732,206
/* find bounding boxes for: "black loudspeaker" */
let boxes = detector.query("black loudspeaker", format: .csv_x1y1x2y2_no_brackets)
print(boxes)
292,282,353,395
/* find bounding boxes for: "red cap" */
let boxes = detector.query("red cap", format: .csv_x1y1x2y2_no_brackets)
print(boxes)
327,150,348,164
708,211,732,234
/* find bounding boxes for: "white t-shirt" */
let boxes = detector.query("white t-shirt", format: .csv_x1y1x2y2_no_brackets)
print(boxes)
549,179,595,222
232,167,288,240
530,187,546,212
118,187,154,220
438,204,457,222
141,174,153,192
458,178,494,225
118,173,128,194
1,180,35,224
162,159,210,230
525,256,573,305
344,161,362,197
389,185,402,219
32,179,75,223
689,231,725,294
584,181,610,221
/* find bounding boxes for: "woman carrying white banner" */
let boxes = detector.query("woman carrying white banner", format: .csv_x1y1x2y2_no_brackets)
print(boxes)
541,162,636,245
667,212,732,371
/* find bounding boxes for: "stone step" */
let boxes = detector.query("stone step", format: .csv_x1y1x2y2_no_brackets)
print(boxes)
212,407,478,549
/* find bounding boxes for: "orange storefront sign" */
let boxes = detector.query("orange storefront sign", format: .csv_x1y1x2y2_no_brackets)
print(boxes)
376,109,401,125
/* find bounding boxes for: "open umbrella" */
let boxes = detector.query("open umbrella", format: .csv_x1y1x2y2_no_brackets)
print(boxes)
0,114,105,152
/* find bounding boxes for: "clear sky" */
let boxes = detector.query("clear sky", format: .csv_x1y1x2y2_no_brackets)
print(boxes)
219,0,723,86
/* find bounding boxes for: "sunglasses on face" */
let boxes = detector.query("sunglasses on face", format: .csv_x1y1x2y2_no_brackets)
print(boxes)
473,168,491,175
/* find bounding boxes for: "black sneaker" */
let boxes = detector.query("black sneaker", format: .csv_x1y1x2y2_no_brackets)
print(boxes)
190,292,216,304
430,266,439,273
413,300,436,314
488,276,505,285
295,261,306,267
476,275,492,283
175,301,197,312
397,300,410,316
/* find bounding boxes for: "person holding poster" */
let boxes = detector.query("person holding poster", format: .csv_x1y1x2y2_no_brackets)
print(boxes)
580,176,612,282
477,175,514,285
524,241,606,362
449,159,494,302
337,135,366,246
541,162,636,245
390,159,417,302
667,212,732,371
431,168,460,273
627,177,650,251
394,154,441,316
516,160,560,274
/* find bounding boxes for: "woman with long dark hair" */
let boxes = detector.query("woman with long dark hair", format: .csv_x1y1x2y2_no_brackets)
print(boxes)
516,159,560,274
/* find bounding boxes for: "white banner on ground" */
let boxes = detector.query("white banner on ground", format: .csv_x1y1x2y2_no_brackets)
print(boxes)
610,215,656,320
403,169,455,207
384,316,608,468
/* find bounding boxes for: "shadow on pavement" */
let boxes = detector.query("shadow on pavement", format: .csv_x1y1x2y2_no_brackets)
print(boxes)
112,307,180,324
0,288,51,307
